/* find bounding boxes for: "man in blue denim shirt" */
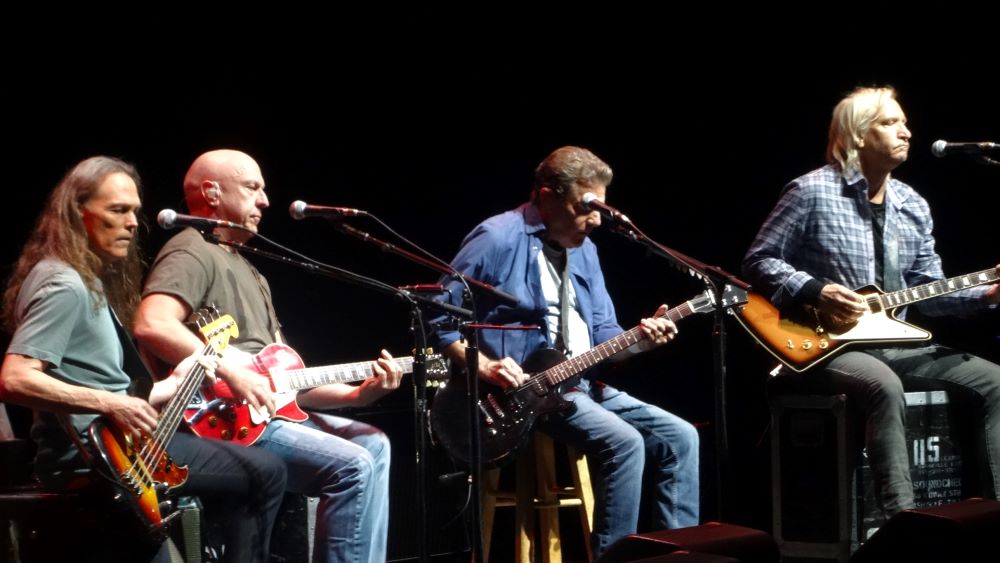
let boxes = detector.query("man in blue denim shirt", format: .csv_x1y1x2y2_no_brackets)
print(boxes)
431,146,700,557
743,86,1000,517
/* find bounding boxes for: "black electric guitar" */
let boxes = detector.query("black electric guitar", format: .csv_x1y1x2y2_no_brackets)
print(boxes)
430,288,745,467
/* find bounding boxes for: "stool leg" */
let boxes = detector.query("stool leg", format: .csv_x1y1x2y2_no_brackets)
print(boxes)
568,445,595,562
516,444,536,563
480,467,501,563
535,434,562,563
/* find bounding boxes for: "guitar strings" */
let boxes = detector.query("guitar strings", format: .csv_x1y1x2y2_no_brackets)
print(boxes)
130,339,221,488
526,304,691,388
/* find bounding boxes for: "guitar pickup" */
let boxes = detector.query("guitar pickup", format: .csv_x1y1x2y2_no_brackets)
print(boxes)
485,394,506,420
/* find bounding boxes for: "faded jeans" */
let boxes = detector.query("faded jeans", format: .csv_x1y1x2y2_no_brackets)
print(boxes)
255,412,391,563
538,378,700,558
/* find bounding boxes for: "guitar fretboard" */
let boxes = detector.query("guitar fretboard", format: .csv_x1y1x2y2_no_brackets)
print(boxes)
876,268,998,310
285,357,416,390
538,301,699,387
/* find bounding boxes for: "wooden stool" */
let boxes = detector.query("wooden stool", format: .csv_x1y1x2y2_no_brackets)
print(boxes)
482,433,595,563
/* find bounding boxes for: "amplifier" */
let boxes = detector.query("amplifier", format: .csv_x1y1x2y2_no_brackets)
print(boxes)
857,390,964,540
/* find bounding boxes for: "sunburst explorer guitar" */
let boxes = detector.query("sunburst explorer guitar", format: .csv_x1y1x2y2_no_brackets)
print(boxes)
734,267,998,372
430,288,745,468
184,345,449,446
86,308,237,538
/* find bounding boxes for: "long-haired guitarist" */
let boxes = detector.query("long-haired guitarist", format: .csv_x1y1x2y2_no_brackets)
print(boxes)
428,146,700,558
0,156,287,562
742,86,1000,518
133,149,403,563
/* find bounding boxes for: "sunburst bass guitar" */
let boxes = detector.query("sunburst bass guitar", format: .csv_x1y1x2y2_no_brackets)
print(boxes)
86,308,237,538
733,267,998,372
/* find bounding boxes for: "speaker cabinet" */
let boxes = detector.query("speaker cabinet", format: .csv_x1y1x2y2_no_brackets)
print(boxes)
624,553,741,562
850,498,1000,562
597,522,778,563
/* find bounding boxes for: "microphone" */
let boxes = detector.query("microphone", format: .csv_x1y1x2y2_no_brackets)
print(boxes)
289,200,368,220
581,192,631,224
157,209,243,231
931,140,1000,158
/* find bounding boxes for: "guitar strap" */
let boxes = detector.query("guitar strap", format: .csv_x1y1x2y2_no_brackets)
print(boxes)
240,252,282,339
870,199,901,292
557,257,571,354
108,305,154,400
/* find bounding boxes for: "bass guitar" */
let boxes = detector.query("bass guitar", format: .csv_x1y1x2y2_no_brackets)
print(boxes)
430,287,745,467
86,307,237,538
184,344,449,446
733,267,998,372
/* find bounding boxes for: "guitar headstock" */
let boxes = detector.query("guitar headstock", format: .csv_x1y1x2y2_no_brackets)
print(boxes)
186,306,239,355
720,284,749,309
425,354,451,382
687,285,749,315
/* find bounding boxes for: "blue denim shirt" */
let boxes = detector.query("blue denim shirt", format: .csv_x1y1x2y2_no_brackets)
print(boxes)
742,163,991,318
429,203,623,365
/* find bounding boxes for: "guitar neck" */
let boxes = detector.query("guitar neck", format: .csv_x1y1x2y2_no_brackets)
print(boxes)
540,301,698,386
284,356,415,390
155,342,218,445
877,268,998,311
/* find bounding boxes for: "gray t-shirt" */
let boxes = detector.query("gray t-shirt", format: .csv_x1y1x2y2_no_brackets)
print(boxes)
143,227,280,354
6,258,130,481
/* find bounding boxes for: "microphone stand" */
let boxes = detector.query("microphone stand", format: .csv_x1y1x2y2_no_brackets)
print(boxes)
976,155,1000,167
333,222,519,563
206,233,472,563
606,220,749,521
335,223,519,307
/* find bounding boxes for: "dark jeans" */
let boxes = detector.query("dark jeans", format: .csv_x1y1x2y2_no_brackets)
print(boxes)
165,432,287,563
806,344,1000,516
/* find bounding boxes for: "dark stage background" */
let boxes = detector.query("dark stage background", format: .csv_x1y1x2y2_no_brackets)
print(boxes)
2,45,997,556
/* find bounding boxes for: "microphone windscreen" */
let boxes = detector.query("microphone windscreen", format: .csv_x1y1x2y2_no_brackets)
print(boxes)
289,200,307,220
157,209,177,229
931,140,948,158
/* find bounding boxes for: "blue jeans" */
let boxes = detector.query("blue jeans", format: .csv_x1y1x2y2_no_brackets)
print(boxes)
813,344,1000,516
254,412,391,563
538,378,700,557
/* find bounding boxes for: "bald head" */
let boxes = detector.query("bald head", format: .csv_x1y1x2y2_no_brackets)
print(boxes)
183,149,268,241
184,149,264,216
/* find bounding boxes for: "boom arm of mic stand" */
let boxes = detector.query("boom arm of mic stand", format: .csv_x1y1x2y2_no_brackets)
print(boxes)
336,223,519,306
609,223,749,292
218,237,471,563
218,240,472,319
607,219,748,522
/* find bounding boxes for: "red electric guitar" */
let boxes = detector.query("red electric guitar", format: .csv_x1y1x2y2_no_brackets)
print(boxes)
184,343,449,446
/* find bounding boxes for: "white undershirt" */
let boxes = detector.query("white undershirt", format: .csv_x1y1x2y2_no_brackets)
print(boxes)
537,249,591,358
